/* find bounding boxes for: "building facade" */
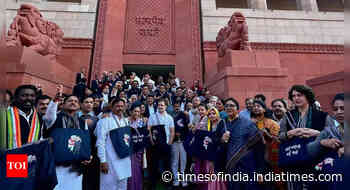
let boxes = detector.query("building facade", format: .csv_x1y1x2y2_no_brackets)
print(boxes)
201,0,343,111
0,0,344,111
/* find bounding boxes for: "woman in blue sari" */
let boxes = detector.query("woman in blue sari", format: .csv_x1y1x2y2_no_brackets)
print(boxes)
214,97,267,190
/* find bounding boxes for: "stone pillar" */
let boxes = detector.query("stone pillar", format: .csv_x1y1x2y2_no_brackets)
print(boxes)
296,0,318,12
248,0,267,10
0,0,6,38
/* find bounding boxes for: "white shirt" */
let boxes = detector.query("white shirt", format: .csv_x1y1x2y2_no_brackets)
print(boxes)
95,114,131,180
189,108,200,125
101,93,109,109
141,78,155,86
18,108,33,125
95,114,129,163
127,76,142,87
147,112,174,143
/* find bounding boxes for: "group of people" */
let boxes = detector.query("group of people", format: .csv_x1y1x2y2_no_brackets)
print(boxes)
0,70,345,190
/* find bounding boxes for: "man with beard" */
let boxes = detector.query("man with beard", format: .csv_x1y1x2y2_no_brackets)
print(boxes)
145,94,157,118
271,98,288,124
139,85,150,103
171,87,185,106
155,83,170,101
95,98,131,190
44,95,91,190
127,80,141,98
4,85,42,149
147,99,175,189
185,88,195,103
239,97,254,120
189,96,201,125
36,95,51,116
36,94,52,138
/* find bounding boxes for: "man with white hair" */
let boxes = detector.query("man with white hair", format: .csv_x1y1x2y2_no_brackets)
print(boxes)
208,96,218,108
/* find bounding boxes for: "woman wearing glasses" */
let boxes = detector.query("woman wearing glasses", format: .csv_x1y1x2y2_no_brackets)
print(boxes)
188,104,227,190
214,98,267,190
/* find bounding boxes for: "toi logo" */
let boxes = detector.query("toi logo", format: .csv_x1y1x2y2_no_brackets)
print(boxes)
6,154,28,178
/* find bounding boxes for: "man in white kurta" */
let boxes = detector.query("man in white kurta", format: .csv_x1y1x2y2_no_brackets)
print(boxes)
44,95,90,190
95,98,131,190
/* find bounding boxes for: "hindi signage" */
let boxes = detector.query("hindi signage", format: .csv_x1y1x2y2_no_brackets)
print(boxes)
123,0,175,54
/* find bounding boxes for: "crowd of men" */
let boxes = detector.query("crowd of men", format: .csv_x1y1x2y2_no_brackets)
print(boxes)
0,69,345,190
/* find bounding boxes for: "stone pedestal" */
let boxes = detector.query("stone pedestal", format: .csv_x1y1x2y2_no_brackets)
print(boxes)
306,71,344,113
206,50,289,106
0,45,74,97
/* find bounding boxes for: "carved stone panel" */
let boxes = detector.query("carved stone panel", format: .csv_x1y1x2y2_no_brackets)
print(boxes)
123,0,175,54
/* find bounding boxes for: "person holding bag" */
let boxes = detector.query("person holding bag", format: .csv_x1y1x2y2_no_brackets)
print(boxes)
43,87,92,190
128,103,151,190
278,85,336,190
95,98,131,190
147,99,175,189
188,105,227,190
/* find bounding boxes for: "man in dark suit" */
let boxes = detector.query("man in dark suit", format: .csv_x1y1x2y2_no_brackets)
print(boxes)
76,67,87,85
144,94,157,118
73,78,87,101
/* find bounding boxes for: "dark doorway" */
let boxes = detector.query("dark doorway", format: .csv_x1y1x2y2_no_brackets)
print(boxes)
216,0,248,9
123,64,175,83
317,0,344,12
267,0,298,11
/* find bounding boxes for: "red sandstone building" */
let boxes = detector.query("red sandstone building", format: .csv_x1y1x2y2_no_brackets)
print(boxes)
0,0,344,112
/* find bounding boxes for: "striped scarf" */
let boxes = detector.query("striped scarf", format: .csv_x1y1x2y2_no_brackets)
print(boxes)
7,107,40,149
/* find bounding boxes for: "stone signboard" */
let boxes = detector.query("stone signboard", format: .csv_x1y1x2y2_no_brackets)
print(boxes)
123,0,175,54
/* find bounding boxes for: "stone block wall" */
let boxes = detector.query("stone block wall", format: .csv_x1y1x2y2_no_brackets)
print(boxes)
201,0,344,45
5,0,97,38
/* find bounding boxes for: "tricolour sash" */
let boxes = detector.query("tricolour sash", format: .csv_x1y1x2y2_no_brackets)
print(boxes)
7,107,40,149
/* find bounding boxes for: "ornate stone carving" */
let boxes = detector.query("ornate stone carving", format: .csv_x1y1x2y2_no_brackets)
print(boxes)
216,12,251,57
6,4,64,56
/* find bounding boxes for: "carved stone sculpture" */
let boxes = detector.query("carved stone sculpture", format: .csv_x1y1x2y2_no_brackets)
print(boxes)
216,12,251,57
6,4,64,56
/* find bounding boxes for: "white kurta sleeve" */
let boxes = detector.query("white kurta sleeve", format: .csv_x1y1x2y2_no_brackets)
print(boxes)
95,119,108,163
43,101,58,128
